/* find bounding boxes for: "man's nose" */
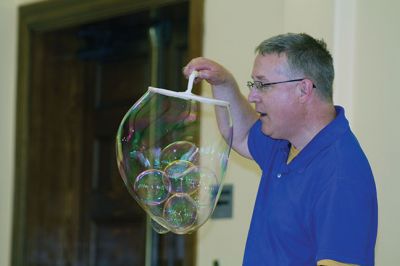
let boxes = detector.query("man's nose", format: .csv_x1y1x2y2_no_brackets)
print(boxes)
247,88,259,103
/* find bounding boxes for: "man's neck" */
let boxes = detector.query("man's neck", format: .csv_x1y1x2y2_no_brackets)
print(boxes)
290,104,336,151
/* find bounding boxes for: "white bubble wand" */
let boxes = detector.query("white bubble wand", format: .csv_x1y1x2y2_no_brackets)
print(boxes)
148,71,231,108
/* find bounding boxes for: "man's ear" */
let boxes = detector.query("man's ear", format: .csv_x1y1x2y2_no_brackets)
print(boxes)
298,79,314,103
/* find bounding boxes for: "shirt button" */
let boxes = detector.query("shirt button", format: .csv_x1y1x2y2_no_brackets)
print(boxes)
277,173,282,178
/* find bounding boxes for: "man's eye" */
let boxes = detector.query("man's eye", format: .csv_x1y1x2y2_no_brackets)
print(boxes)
255,82,264,89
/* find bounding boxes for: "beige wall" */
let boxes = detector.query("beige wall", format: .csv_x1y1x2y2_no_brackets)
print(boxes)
0,1,18,266
198,0,399,265
352,1,400,264
0,0,399,265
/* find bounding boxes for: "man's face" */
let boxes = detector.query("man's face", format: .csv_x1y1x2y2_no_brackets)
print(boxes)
248,53,302,140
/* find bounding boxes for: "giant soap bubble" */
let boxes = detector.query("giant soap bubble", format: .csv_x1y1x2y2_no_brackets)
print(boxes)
116,71,233,234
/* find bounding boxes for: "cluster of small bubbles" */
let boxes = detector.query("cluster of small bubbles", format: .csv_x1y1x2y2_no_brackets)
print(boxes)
115,89,234,234
131,140,220,233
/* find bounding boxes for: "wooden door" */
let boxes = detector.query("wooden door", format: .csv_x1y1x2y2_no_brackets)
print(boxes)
12,1,203,265
79,16,150,266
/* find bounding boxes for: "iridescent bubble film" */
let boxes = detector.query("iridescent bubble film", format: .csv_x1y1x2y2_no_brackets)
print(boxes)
190,167,219,208
151,218,170,234
163,193,197,230
164,160,199,194
134,169,170,205
161,141,199,168
116,87,233,234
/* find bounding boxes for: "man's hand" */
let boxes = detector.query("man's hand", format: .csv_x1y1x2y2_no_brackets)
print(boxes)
183,57,236,87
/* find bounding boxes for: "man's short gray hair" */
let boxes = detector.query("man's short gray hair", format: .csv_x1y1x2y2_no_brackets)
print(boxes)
256,33,334,102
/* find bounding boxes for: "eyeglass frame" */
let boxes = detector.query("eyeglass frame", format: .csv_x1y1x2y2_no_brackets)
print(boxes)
246,78,316,91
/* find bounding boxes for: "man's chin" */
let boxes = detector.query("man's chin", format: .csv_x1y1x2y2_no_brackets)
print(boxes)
261,126,272,137
261,125,281,140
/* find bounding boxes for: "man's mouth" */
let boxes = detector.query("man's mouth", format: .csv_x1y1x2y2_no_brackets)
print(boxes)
258,112,267,117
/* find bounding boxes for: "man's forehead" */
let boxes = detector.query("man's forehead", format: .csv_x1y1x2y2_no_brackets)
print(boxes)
252,53,289,79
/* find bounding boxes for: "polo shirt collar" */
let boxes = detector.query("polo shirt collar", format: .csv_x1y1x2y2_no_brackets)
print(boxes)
284,106,349,173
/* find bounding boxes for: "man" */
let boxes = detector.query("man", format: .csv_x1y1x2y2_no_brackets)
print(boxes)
183,33,377,266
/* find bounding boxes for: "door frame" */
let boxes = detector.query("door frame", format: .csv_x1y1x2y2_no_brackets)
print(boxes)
12,0,203,265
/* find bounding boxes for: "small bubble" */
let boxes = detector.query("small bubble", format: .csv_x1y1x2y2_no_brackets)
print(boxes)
160,141,199,168
163,193,197,230
134,169,170,205
164,160,200,194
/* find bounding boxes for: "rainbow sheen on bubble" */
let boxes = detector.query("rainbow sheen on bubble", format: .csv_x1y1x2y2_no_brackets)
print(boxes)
164,160,200,194
115,88,233,234
134,169,170,205
160,141,199,168
151,218,170,234
163,193,197,230
190,167,219,208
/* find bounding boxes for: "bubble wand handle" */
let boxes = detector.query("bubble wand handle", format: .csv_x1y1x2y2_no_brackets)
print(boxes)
185,70,199,94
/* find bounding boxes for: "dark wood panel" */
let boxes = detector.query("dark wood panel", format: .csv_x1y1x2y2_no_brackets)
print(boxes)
20,0,189,31
26,28,85,266
13,0,203,265
97,58,150,108
91,222,146,266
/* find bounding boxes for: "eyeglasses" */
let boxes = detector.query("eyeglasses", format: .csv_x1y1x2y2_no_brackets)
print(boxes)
247,78,315,91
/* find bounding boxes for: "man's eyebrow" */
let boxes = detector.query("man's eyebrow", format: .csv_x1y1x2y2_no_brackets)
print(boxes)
251,75,270,82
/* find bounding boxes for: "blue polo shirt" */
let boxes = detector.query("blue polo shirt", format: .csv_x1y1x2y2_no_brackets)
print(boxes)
243,106,378,266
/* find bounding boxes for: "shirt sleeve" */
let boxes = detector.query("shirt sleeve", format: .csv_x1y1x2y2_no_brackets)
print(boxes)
248,120,262,162
247,120,274,167
248,120,288,171
314,176,377,265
